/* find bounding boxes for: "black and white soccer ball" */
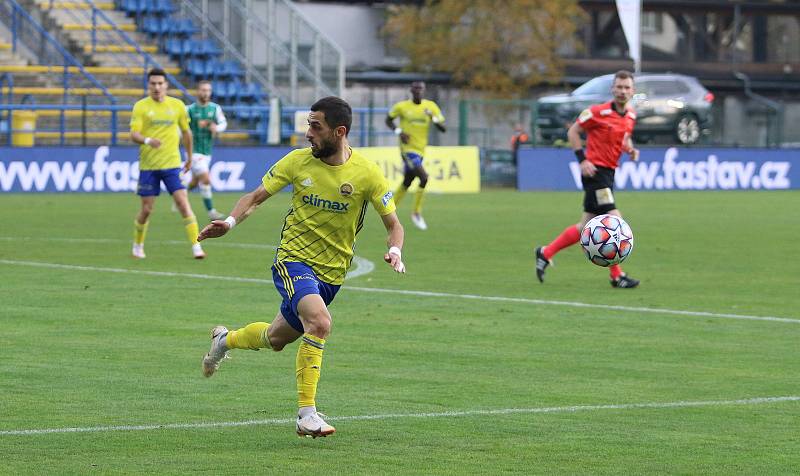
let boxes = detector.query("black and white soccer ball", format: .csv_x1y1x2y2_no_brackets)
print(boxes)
580,214,634,267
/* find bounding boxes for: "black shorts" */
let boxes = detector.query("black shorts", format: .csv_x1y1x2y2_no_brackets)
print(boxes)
581,166,617,214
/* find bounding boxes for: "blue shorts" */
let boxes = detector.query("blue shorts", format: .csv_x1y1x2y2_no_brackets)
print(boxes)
137,168,185,196
402,152,424,171
272,261,341,333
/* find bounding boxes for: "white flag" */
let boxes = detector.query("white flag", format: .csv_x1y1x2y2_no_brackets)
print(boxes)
616,0,641,72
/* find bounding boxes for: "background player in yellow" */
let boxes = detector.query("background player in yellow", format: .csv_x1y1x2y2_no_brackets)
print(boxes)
385,80,446,230
129,68,205,259
198,97,406,438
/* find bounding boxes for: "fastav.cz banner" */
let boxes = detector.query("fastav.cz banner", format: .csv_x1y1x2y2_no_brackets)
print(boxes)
517,147,798,191
0,146,480,193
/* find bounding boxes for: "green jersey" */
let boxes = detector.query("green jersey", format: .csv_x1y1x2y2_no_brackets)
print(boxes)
186,102,227,156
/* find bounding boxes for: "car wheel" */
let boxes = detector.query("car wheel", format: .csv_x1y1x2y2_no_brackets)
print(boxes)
675,114,701,145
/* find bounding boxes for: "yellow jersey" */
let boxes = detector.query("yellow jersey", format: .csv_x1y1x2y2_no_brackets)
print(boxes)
388,99,444,156
130,96,190,170
262,147,396,285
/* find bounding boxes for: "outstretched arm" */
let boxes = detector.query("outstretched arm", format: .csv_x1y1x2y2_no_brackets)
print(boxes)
198,184,272,240
568,121,596,177
381,212,405,273
624,133,639,161
386,115,409,144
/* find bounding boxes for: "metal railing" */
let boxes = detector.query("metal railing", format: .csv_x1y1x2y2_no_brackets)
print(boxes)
48,0,192,98
181,0,344,106
0,102,391,147
176,0,276,103
0,0,120,143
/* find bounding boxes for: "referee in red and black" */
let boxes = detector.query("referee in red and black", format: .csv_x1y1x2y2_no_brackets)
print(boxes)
535,70,640,288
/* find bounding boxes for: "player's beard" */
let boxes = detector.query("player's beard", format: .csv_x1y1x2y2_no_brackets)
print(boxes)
310,134,338,159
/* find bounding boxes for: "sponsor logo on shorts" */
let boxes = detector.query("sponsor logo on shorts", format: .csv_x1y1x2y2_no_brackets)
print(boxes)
292,273,317,282
382,190,393,206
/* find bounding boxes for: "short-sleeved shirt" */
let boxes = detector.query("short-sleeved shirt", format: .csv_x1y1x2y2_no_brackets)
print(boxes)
388,99,444,156
186,102,227,156
576,101,636,169
262,147,396,285
130,96,190,170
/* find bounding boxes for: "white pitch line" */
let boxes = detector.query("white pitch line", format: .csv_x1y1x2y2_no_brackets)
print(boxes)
1,258,797,324
1,396,797,436
0,236,374,280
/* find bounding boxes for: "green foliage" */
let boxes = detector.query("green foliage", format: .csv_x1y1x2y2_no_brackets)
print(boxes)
384,0,585,97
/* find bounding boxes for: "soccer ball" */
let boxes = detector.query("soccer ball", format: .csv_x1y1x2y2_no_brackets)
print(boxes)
580,214,634,267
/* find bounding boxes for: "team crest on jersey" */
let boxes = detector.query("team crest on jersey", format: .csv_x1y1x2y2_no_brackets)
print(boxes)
339,182,354,197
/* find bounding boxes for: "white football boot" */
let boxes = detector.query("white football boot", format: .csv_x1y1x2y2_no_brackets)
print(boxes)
208,209,225,221
192,243,206,259
132,243,146,259
296,412,336,438
410,213,428,231
202,326,229,377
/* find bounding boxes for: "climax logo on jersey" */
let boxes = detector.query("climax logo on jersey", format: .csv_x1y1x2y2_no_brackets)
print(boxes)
302,194,350,212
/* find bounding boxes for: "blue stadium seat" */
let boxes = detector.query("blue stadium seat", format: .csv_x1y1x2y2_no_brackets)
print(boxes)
213,81,231,101
241,82,266,102
175,19,197,37
200,40,221,58
185,59,205,80
154,0,176,14
142,16,160,35
120,0,138,15
164,38,183,57
202,59,217,79
222,60,243,79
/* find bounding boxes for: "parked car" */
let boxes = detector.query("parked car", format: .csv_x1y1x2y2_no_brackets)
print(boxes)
536,73,714,145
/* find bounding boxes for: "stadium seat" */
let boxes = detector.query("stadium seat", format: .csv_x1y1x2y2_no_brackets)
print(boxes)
185,58,205,79
199,40,221,58
240,82,266,102
164,38,183,58
175,19,196,37
153,0,175,15
222,60,243,79
119,0,136,15
141,16,159,35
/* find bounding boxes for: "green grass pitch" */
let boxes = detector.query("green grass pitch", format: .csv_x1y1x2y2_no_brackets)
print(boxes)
1,190,798,474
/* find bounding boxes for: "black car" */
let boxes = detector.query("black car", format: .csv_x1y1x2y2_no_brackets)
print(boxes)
536,73,714,145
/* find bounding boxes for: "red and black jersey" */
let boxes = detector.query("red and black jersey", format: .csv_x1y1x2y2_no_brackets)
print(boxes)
576,101,636,169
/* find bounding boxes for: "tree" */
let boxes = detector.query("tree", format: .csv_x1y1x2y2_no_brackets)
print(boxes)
384,0,584,97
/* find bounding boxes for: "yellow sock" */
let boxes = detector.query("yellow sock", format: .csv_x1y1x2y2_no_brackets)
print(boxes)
133,220,149,245
226,322,271,350
183,215,199,245
296,334,325,408
413,188,426,214
394,186,408,206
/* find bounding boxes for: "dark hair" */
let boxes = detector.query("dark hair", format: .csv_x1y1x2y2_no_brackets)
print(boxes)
614,70,634,81
197,79,212,87
311,96,352,135
147,68,167,80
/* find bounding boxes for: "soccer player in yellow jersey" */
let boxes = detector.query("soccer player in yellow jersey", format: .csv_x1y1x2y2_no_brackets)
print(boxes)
198,97,406,438
385,81,446,230
129,68,205,259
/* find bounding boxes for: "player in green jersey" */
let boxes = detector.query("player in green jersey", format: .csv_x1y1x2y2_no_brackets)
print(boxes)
185,80,228,220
